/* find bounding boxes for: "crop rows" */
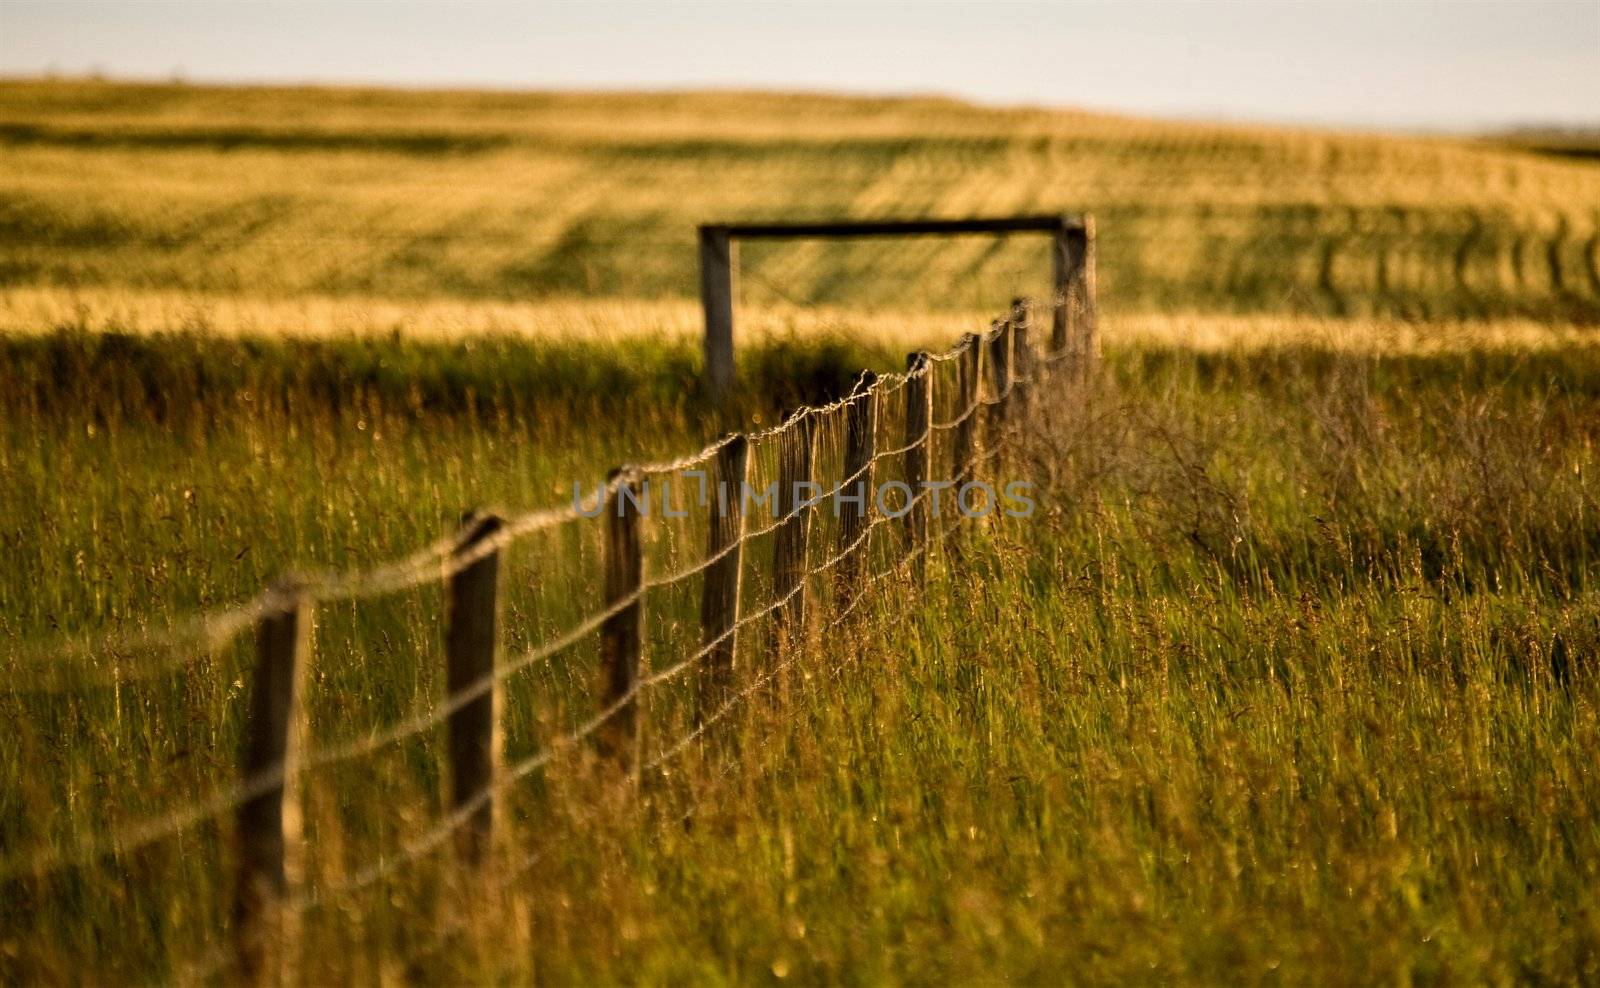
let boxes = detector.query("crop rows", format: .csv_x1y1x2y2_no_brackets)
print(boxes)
1,81,1596,325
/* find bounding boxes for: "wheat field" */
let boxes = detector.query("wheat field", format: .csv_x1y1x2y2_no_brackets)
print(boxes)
2,81,1599,983
4,80,1599,331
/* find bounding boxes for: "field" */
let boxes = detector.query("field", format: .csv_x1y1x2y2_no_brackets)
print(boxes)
2,81,1599,983
4,80,1600,330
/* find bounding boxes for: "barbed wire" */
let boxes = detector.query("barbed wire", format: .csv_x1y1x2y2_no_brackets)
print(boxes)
0,379,953,879
361,502,928,979
9,297,1087,982
204,497,884,974
4,321,999,689
304,399,953,771
266,518,919,981
246,405,1051,982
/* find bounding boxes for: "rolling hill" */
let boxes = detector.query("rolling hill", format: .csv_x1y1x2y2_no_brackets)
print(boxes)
2,79,1597,336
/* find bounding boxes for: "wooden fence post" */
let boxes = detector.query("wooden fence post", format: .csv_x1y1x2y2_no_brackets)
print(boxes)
953,332,982,484
1065,219,1098,378
1051,224,1072,355
699,435,748,723
598,468,645,773
446,512,503,865
699,226,736,402
985,319,1013,478
835,372,878,613
902,351,932,588
234,581,312,980
947,334,983,565
770,411,816,678
1011,298,1036,422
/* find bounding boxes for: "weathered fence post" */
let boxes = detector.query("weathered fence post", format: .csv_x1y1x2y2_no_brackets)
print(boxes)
699,226,736,403
945,335,984,565
235,581,312,980
902,351,932,588
1065,219,1098,378
952,331,983,525
699,435,748,723
1051,223,1073,355
770,412,816,679
984,319,1014,478
446,512,503,865
598,468,645,773
835,372,878,614
1010,298,1035,421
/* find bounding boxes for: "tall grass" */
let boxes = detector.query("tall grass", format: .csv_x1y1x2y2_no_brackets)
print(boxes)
4,79,1598,982
2,327,1596,981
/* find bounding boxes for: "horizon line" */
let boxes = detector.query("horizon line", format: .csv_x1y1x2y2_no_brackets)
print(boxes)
6,70,1596,140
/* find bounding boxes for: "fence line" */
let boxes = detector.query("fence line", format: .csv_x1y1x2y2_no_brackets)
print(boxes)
186,509,940,985
0,303,1053,877
0,405,972,878
4,332,975,688
188,556,893,985
5,240,1097,979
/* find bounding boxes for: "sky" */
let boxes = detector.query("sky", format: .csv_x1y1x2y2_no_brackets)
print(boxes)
1,0,1596,131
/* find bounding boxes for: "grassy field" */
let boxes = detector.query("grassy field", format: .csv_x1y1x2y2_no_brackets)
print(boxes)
2,81,1599,983
3,80,1600,328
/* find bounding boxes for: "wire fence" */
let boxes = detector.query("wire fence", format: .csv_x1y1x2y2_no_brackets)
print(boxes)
1,267,1096,980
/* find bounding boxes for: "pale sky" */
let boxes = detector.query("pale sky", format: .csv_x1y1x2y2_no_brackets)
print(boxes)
2,0,1596,131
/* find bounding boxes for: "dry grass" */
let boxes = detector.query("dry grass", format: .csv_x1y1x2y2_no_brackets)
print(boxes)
2,81,1599,983
2,80,1598,325
2,331,1597,983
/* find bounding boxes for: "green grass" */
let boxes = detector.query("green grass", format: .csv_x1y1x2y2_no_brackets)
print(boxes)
0,328,886,643
3,327,1598,982
4,80,1600,983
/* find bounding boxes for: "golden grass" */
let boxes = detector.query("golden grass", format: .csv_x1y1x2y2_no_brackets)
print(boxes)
7,284,1595,358
4,80,1600,982
2,79,1597,324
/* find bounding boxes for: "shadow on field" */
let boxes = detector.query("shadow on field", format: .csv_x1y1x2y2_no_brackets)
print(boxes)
0,329,877,432
0,122,509,156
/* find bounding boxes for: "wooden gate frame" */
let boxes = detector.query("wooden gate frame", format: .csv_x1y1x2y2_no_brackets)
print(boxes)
698,214,1094,399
